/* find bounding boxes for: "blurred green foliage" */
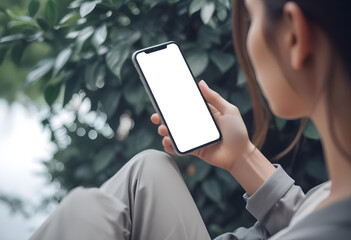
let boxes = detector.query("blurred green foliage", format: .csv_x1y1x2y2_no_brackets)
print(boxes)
0,0,326,237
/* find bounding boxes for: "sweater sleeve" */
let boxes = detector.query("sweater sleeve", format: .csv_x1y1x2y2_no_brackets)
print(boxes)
214,164,306,240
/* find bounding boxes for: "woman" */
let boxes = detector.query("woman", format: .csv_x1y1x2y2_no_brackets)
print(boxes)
31,0,351,239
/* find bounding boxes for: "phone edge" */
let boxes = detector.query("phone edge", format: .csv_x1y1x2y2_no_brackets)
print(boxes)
132,41,222,156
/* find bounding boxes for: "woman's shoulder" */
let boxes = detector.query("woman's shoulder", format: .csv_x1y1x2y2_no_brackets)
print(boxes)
291,196,351,239
270,194,351,240
305,181,331,198
289,181,331,225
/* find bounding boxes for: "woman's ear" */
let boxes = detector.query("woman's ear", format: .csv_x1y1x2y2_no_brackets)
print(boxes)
283,2,313,70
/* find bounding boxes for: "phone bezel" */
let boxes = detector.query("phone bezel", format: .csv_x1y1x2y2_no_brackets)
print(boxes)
132,41,222,155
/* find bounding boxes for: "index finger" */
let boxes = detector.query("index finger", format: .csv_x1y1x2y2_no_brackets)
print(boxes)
150,113,161,125
199,80,231,114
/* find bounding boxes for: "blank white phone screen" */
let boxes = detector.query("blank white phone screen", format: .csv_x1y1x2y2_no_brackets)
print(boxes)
136,43,220,153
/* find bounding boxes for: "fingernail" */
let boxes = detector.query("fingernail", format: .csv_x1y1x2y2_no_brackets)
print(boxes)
200,80,208,87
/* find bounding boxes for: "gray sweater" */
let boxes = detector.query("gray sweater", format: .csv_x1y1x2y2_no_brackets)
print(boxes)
215,165,351,240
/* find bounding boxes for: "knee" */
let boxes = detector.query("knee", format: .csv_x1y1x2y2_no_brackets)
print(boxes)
100,149,181,192
134,149,169,160
133,149,178,171
62,187,100,211
129,149,181,181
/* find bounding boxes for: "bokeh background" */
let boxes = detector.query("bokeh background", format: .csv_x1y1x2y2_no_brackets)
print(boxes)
0,0,327,239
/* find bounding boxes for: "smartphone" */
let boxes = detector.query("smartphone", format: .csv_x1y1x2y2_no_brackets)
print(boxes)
132,41,221,155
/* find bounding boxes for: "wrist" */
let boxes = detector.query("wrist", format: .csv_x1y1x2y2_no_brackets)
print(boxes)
228,141,256,173
228,142,276,196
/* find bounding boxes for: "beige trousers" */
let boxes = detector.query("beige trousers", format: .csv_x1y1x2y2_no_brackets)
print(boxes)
30,149,211,240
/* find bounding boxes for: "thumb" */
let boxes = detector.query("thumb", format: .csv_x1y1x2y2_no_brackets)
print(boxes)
199,80,230,113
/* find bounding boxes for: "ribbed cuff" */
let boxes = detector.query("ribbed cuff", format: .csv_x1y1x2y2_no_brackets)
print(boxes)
243,164,295,221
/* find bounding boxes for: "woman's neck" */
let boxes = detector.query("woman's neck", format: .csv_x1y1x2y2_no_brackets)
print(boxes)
311,69,351,209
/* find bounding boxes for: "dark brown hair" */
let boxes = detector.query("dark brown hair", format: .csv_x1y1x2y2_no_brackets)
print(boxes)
232,0,351,159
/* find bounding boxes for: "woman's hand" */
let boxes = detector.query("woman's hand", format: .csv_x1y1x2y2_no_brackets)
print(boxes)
150,80,255,172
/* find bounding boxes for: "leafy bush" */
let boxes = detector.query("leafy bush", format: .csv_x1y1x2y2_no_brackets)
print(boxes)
0,0,326,237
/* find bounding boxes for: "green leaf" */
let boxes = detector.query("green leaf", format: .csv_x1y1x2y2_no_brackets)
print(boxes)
28,0,40,17
189,0,206,15
27,32,43,42
303,120,320,140
0,48,8,65
36,18,50,31
11,42,26,66
210,50,235,73
44,82,62,106
198,25,221,47
123,84,148,115
75,26,94,53
53,48,72,76
110,28,141,45
0,14,6,27
8,18,37,29
69,0,84,9
45,0,58,26
6,10,32,21
186,50,209,77
216,5,228,21
201,178,222,205
0,34,24,44
58,12,80,27
143,0,162,8
85,62,106,91
79,0,101,18
63,72,81,106
275,117,287,130
218,0,231,9
93,146,116,173
200,2,215,24
92,24,107,49
106,44,130,79
101,89,122,119
25,59,54,87
141,30,168,47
